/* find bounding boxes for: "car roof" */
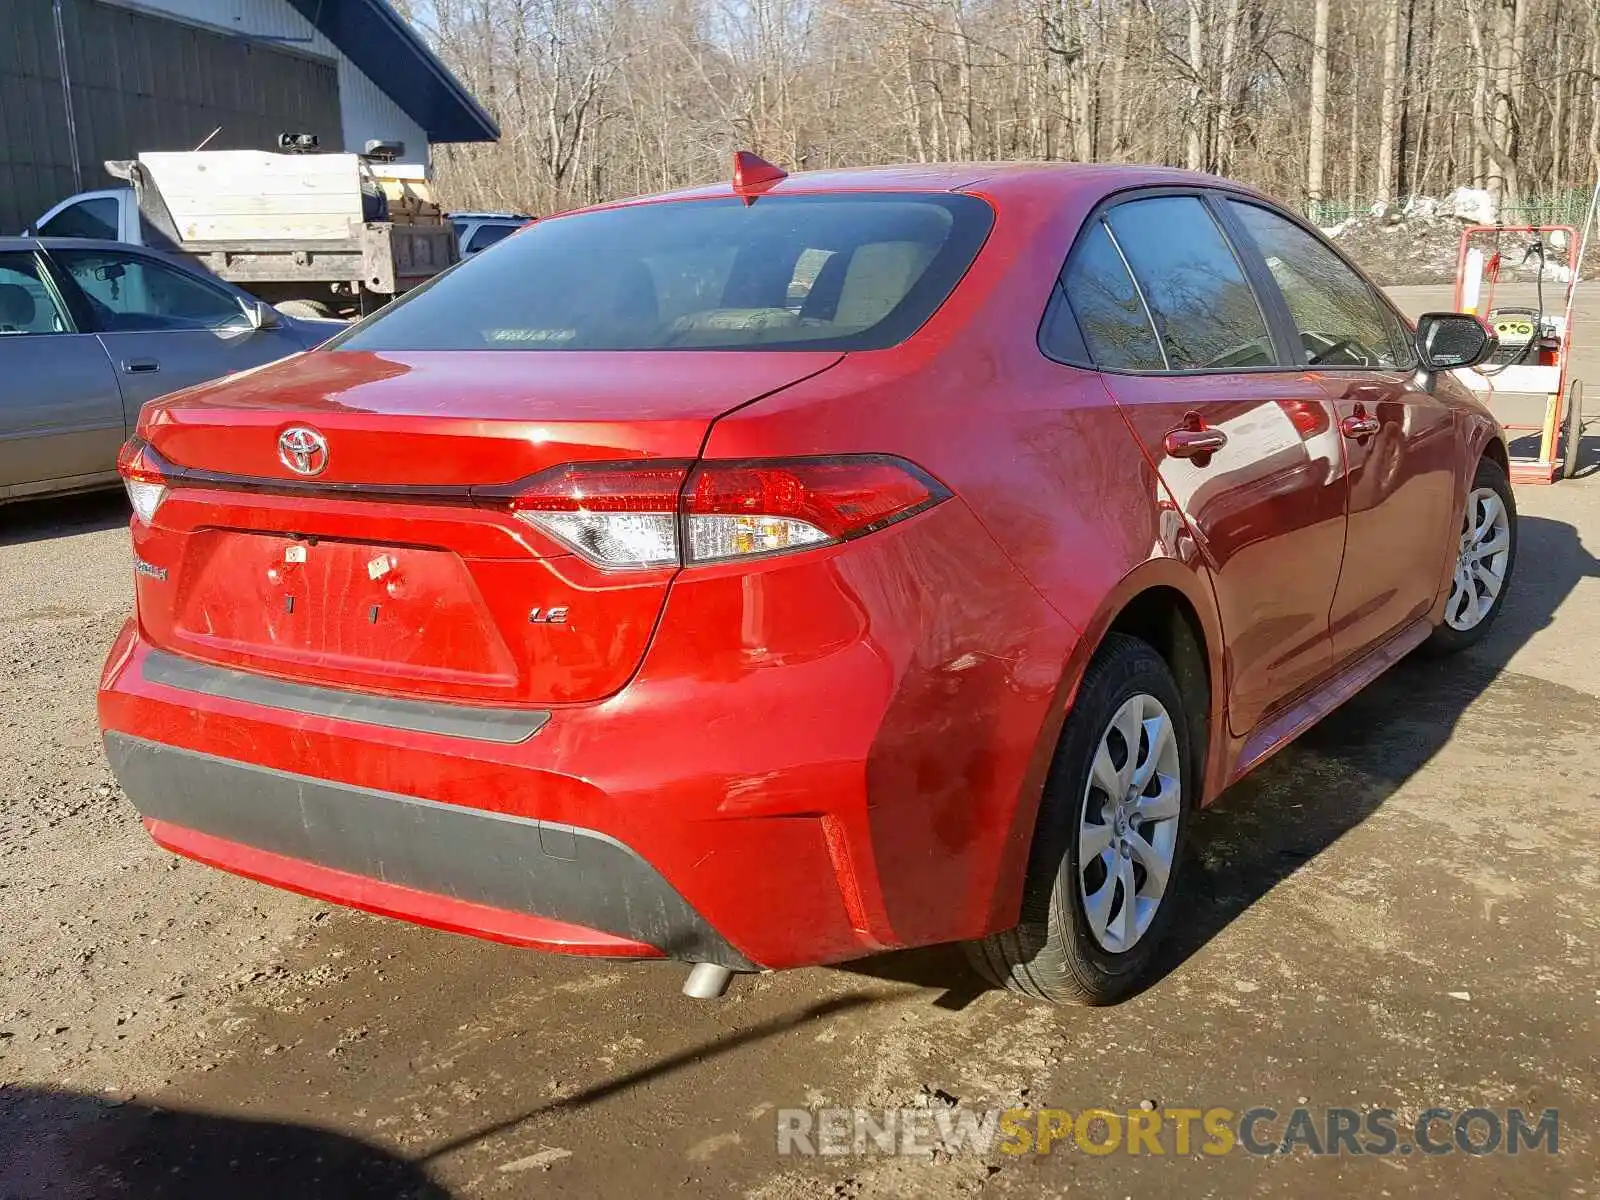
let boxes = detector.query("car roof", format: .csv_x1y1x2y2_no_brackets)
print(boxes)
585,161,1266,212
0,237,248,291
1,237,141,253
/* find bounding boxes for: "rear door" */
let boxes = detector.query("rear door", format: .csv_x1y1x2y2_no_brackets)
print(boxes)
0,249,126,495
45,246,304,419
1069,193,1348,736
1222,199,1459,664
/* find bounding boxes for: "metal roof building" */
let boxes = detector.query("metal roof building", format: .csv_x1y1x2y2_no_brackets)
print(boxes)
0,0,498,231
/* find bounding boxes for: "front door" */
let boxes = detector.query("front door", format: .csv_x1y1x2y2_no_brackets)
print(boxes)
0,250,126,496
46,246,301,419
1222,200,1459,663
1064,194,1348,736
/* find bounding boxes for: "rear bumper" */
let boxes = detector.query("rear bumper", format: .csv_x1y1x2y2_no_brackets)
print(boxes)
98,499,1078,970
106,731,752,968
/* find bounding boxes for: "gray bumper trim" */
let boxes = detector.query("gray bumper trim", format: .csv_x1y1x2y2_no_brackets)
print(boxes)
104,732,755,970
142,650,550,745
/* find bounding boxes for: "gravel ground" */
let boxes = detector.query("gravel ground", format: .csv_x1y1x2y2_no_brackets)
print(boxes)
0,495,322,1098
1,293,1597,1198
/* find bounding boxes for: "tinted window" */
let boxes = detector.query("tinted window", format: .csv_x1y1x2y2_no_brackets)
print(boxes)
1059,220,1165,369
39,197,119,240
464,222,519,253
334,194,994,352
0,254,69,334
53,249,246,332
1105,197,1274,370
1229,201,1412,368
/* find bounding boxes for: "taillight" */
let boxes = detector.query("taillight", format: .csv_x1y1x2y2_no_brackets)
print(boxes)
509,462,690,569
116,438,167,524
509,455,948,569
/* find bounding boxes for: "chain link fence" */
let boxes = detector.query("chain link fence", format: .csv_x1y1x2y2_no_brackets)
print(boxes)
1308,189,1595,230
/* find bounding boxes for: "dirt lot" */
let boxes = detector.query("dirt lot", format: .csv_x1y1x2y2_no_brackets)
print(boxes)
2,292,1597,1198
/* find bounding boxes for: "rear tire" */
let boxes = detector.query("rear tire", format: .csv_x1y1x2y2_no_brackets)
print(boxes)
965,634,1192,1005
1562,379,1584,480
1421,455,1517,655
275,299,336,320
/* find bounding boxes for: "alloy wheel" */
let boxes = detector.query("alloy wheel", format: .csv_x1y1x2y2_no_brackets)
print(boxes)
1078,692,1182,953
1445,486,1512,631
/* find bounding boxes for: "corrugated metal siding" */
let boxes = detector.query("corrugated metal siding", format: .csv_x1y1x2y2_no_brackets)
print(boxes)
105,0,427,157
0,0,81,231
0,0,345,229
109,0,338,57
59,0,342,162
0,0,432,228
336,57,426,161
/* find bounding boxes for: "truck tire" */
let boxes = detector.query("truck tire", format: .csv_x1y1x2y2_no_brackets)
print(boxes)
275,299,336,320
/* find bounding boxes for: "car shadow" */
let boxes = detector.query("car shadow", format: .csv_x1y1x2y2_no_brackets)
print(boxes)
841,512,1600,1007
0,488,127,545
0,1085,449,1199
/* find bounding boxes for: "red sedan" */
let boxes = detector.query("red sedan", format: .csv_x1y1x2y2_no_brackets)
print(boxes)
99,157,1514,1005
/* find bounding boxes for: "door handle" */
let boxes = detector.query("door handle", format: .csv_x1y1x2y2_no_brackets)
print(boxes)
1341,413,1380,438
1164,423,1228,460
121,359,160,375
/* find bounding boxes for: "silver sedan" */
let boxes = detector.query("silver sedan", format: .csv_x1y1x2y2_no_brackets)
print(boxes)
0,237,343,503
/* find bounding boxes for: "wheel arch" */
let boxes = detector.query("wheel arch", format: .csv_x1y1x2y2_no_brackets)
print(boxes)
1482,434,1509,475
973,560,1228,986
1102,584,1214,808
1032,557,1228,834
983,557,1230,937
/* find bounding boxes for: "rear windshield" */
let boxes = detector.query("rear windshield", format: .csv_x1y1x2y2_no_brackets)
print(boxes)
332,193,993,352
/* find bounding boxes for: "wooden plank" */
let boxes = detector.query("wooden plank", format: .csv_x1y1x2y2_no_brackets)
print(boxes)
164,198,360,218
140,150,362,243
176,213,358,242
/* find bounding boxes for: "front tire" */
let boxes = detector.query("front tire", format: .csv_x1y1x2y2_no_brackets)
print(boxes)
966,634,1191,1005
1422,456,1517,655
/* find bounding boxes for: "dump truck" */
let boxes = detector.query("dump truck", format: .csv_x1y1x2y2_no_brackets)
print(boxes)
28,143,458,319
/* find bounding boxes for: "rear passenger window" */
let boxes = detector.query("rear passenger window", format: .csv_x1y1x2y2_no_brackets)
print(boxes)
465,223,518,253
38,196,119,241
1058,221,1165,370
0,253,70,334
1105,197,1275,370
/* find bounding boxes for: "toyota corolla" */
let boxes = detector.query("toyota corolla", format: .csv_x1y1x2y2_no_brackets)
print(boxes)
98,156,1514,1004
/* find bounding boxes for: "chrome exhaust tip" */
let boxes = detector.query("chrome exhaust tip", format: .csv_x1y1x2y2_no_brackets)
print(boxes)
682,962,735,999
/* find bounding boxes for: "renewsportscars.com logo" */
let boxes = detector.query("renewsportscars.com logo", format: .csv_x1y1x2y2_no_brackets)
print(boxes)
776,1105,1560,1158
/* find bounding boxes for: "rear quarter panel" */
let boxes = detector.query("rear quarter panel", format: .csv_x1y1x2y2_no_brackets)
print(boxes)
696,174,1230,940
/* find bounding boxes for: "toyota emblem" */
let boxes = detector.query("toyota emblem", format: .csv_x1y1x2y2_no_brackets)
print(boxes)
278,426,329,477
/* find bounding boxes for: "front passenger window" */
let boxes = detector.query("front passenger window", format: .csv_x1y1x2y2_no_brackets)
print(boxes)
52,249,247,333
1228,201,1411,369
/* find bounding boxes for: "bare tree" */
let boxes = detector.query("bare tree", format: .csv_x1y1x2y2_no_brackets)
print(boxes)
410,0,1600,220
1308,0,1332,206
1375,0,1403,200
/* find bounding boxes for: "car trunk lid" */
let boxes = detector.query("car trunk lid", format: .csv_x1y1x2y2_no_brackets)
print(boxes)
131,348,842,706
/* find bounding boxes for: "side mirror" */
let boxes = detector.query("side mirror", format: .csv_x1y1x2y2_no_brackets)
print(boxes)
244,299,281,330
1414,312,1497,373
